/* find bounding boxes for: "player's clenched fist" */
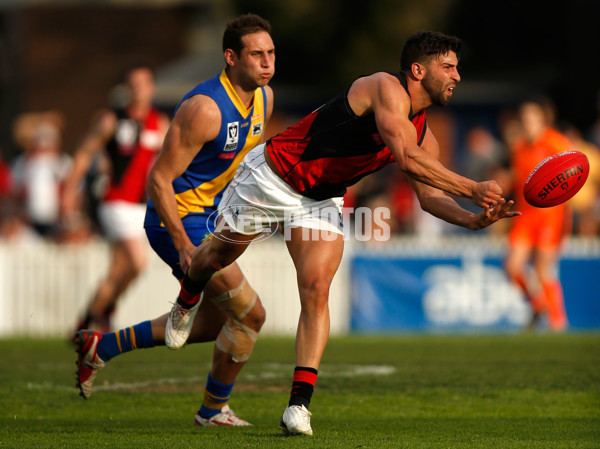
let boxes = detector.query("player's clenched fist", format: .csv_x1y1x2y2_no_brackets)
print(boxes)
471,180,502,208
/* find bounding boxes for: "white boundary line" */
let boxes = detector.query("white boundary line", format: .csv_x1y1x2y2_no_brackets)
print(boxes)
26,364,396,393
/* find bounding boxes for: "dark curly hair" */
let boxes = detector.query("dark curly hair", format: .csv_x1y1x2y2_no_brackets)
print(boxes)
222,13,272,56
400,31,462,72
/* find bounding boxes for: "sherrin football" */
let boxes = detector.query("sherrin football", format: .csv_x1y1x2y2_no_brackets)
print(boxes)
523,150,589,208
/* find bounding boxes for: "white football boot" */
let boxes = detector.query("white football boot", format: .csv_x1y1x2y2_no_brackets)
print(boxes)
194,405,252,427
165,293,203,349
279,405,313,436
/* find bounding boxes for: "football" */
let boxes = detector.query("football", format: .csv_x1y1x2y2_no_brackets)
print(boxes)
523,150,589,208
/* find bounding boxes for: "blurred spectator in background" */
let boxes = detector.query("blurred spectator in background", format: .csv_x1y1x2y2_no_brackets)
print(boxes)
0,149,12,219
461,126,506,182
10,111,72,240
0,148,22,240
389,170,418,234
63,64,169,333
504,98,573,332
459,125,511,236
588,93,600,149
497,108,522,153
0,150,10,199
344,165,404,240
557,121,600,236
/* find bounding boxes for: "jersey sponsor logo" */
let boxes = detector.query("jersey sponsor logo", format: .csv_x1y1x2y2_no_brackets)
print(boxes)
224,121,239,152
252,122,263,136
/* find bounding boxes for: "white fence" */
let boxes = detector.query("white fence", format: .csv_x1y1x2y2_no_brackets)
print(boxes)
2,234,597,337
0,235,351,337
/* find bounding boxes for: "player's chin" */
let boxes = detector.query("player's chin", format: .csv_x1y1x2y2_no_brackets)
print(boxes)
257,75,272,86
433,94,450,107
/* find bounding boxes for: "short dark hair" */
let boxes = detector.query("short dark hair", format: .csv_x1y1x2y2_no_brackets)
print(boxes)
222,13,272,55
400,31,461,72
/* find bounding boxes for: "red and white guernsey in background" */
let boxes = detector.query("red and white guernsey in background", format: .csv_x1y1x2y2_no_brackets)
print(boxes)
98,107,163,241
103,107,163,204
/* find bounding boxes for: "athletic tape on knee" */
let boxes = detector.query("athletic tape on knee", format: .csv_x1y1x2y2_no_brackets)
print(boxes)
208,279,257,320
215,319,258,363
210,279,259,362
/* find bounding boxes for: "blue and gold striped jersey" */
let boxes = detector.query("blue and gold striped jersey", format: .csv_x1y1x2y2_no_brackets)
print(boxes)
145,70,267,228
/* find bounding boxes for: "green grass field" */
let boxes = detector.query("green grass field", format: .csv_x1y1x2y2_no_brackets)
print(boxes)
1,333,599,448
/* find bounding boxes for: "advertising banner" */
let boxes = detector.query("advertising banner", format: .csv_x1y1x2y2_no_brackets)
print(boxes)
350,242,600,332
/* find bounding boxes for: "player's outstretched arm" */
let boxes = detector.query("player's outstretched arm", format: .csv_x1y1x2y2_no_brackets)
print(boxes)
352,73,502,208
62,110,116,216
409,177,521,230
406,129,520,230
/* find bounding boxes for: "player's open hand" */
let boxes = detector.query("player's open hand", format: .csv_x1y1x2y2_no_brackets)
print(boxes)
472,198,522,230
472,180,502,208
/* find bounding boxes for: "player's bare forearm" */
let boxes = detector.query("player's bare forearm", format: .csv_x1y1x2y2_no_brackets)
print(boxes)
402,149,475,198
417,192,477,229
414,180,520,231
64,113,115,206
382,119,501,207
399,150,502,207
147,171,192,252
62,149,97,214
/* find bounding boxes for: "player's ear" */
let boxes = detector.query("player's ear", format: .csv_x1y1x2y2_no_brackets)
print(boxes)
224,48,237,67
411,62,425,80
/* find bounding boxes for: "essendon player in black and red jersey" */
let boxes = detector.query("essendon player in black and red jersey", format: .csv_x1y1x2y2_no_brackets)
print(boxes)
265,72,428,200
63,65,169,334
164,30,521,435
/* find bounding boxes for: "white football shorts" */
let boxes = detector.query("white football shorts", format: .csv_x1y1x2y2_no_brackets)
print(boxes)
98,200,147,241
218,144,344,236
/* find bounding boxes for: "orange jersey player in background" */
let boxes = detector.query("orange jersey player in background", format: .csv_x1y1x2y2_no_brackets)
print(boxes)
505,98,573,331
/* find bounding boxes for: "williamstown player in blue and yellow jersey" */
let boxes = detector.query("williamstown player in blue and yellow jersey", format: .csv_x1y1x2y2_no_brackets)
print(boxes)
75,14,275,427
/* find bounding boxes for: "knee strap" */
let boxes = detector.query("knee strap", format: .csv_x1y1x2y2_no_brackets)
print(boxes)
215,319,259,363
208,279,257,320
209,279,260,362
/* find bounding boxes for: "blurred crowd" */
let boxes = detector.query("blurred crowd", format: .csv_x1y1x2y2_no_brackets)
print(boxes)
1,98,600,244
0,109,118,243
1,110,75,243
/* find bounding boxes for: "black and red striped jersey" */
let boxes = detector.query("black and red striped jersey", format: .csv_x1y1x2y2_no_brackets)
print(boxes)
104,107,163,204
266,72,427,200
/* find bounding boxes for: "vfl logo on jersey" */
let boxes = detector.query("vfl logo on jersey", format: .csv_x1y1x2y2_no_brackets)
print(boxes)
224,121,239,152
252,122,263,136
